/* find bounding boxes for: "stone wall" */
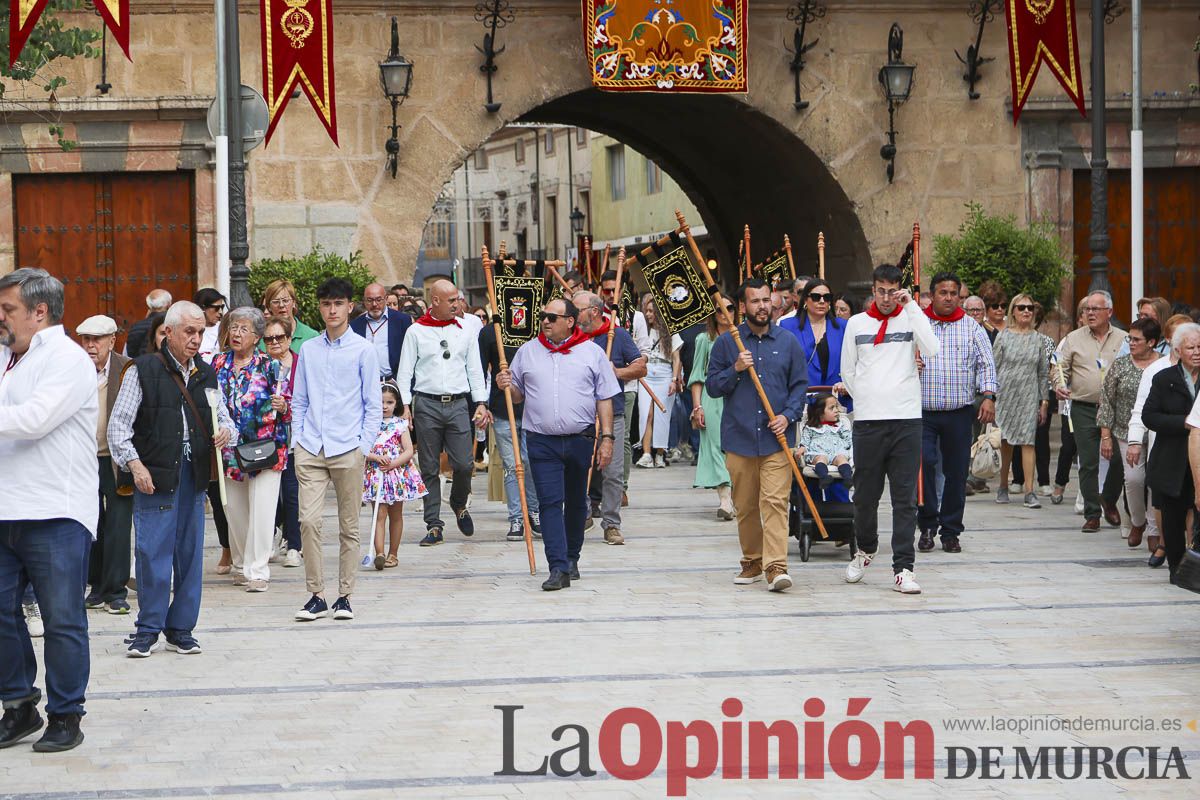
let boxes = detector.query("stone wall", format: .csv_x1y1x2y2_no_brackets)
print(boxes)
2,0,1198,293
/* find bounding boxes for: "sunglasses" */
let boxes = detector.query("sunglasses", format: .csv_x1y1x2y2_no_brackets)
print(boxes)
439,339,451,360
207,303,226,312
539,312,567,323
263,334,291,344
724,305,736,314
988,303,1006,310
1014,304,1035,312
808,292,832,303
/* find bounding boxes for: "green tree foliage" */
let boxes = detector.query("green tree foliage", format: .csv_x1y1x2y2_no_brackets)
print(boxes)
0,1,102,149
931,202,1070,312
248,247,375,331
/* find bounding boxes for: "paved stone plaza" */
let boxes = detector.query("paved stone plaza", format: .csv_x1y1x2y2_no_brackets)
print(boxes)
3,463,1198,799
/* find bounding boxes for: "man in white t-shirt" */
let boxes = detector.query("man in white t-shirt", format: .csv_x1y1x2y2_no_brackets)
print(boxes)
840,263,940,595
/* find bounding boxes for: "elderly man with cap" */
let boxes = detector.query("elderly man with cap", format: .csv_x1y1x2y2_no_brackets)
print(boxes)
76,315,134,615
496,297,621,590
108,301,235,657
0,268,98,752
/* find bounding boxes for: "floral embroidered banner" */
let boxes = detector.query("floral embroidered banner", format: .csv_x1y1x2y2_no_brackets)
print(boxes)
583,0,748,93
9,0,129,67
260,0,338,146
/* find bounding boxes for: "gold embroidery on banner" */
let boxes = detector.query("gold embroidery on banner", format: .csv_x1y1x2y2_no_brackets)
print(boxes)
281,0,314,48
1025,0,1054,25
17,0,39,28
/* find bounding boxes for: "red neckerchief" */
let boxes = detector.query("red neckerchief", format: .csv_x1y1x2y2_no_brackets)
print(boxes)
865,302,903,345
924,305,966,323
589,317,613,340
821,420,839,427
538,328,590,354
415,311,460,328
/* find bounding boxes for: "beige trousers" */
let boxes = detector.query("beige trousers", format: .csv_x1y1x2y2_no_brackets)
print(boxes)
296,446,365,598
725,450,791,571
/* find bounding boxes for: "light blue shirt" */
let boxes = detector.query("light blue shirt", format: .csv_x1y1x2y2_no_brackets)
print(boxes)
292,328,382,458
508,335,620,436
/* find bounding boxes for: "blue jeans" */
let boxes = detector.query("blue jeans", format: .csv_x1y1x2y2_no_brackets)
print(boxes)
527,431,592,573
279,453,301,551
493,417,539,523
133,457,206,637
0,518,92,715
918,406,974,538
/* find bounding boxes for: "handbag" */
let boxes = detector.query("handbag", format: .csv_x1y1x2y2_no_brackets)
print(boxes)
234,438,278,474
969,423,1002,481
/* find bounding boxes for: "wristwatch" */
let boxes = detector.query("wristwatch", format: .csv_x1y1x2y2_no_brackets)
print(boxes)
599,432,616,441
982,392,996,402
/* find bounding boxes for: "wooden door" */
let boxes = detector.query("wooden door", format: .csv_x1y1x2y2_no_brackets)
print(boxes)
1073,168,1200,324
13,172,195,347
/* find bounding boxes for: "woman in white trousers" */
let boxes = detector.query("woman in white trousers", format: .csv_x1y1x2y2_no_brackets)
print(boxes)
635,295,682,468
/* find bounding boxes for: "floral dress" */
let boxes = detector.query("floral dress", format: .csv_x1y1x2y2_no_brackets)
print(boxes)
362,416,427,505
213,351,290,481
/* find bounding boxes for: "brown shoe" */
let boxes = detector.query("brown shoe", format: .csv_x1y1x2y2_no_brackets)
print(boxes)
603,527,625,546
1081,517,1101,532
621,492,629,507
765,565,793,593
1127,523,1145,549
1101,500,1122,528
917,528,936,552
734,558,763,585
942,535,962,553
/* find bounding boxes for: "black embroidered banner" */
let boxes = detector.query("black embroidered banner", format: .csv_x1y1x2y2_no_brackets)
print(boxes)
640,245,715,335
494,274,545,347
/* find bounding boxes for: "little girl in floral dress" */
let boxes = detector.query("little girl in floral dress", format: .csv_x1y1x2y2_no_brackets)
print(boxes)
363,383,426,569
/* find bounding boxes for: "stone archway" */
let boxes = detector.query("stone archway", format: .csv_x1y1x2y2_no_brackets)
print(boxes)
519,89,872,288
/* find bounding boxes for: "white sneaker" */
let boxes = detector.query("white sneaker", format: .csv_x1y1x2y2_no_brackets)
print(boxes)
1037,485,1054,497
845,550,873,583
283,549,302,568
635,453,654,469
23,602,43,637
893,569,922,594
1009,483,1021,493
1074,493,1085,515
653,454,666,468
269,528,285,563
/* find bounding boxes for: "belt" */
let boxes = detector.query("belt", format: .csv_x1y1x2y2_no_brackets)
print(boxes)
1072,400,1098,407
533,424,596,439
415,391,468,404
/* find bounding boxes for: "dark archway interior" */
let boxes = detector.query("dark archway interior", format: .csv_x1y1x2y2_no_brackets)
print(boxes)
521,89,872,291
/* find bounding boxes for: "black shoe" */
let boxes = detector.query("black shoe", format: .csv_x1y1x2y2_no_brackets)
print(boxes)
84,593,104,610
506,521,524,542
0,695,43,749
164,631,202,654
1148,548,1167,568
454,508,474,536
541,569,571,591
32,713,83,753
590,502,601,519
419,528,444,547
569,560,580,580
942,535,962,553
531,513,541,536
917,528,936,553
331,596,354,620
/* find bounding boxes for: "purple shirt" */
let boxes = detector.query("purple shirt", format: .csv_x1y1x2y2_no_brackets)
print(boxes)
509,336,621,435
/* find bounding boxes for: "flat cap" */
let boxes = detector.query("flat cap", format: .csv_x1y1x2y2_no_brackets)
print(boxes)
76,315,118,336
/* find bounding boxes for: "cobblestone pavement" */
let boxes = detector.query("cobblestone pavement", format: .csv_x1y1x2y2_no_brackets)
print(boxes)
3,463,1198,799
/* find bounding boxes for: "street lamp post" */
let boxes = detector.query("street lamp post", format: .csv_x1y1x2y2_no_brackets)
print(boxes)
225,0,251,310
878,23,916,184
379,17,415,179
1087,0,1112,293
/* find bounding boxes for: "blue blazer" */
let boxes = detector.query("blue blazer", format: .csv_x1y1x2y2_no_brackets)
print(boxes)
350,308,412,378
779,314,850,408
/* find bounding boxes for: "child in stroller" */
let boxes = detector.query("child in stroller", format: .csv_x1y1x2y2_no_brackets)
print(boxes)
796,392,853,488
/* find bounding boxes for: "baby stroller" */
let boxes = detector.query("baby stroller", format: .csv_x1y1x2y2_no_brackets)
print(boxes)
788,387,856,562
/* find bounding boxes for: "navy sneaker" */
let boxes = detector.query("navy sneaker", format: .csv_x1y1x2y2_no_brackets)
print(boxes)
105,599,131,615
331,596,354,620
165,631,202,654
84,593,104,610
454,508,474,536
419,528,444,547
126,632,161,658
295,594,329,621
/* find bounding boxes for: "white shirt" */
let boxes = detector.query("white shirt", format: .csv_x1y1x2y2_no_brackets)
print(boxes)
199,324,220,364
394,320,488,406
362,312,392,378
1128,355,1174,445
458,312,484,338
779,309,798,321
1187,393,1200,430
0,326,100,536
840,302,940,421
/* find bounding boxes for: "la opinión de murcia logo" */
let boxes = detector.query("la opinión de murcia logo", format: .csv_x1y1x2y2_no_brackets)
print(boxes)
495,700,1191,796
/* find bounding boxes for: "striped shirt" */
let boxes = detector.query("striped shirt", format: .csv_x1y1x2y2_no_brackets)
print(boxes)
920,316,998,411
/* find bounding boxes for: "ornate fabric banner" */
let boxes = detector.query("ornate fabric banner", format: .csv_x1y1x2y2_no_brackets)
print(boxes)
633,240,715,335
494,274,545,347
583,0,748,93
1004,0,1085,123
9,0,129,67
260,0,338,145
758,252,790,289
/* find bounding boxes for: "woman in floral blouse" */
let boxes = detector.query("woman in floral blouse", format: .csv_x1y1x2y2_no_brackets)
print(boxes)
1098,317,1163,549
213,307,290,592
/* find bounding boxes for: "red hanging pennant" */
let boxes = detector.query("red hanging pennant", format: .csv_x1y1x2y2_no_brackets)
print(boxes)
1004,0,1086,124
260,0,338,146
9,0,130,67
